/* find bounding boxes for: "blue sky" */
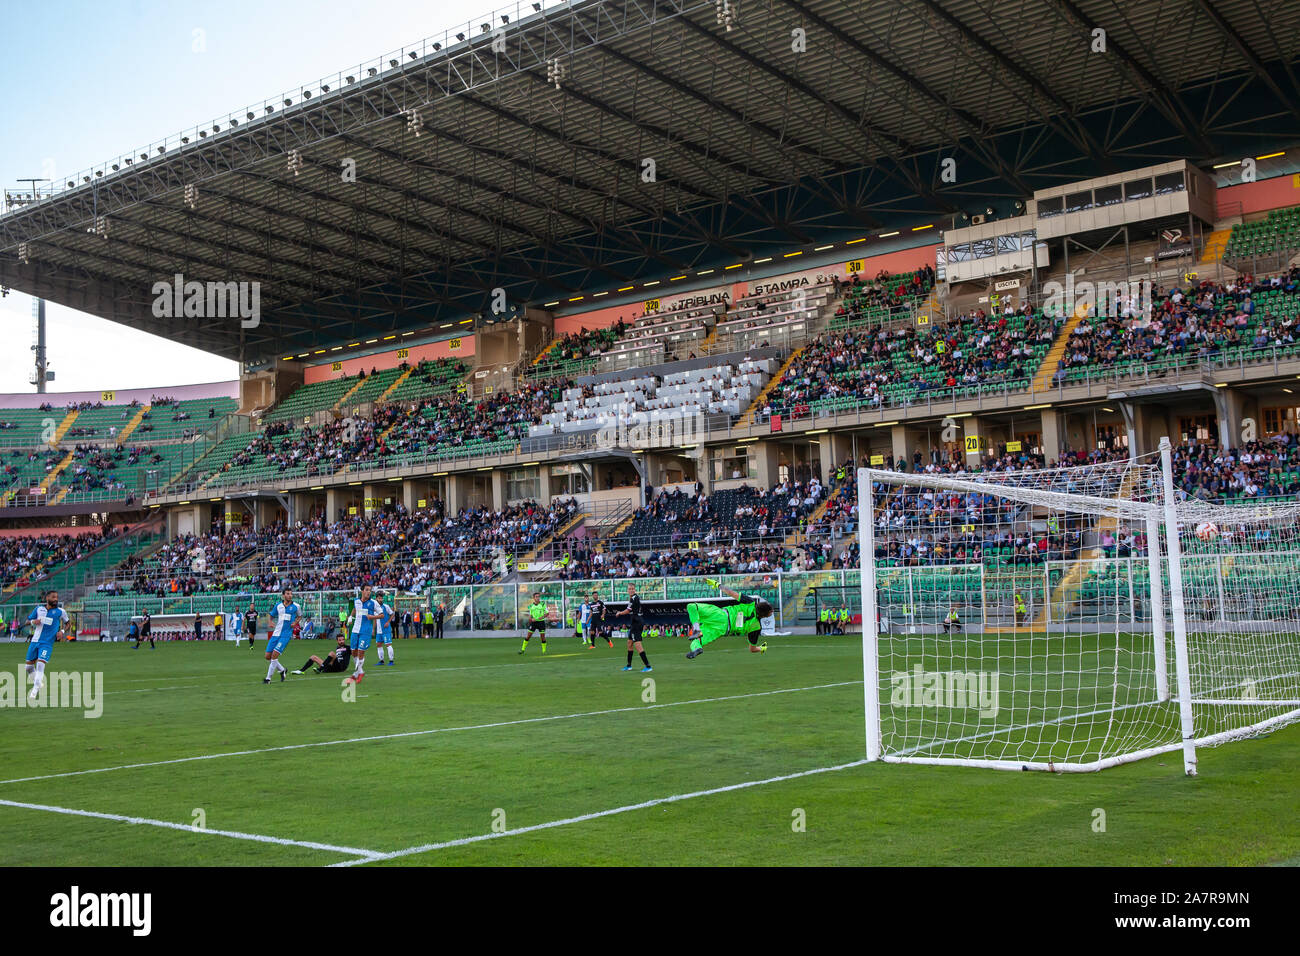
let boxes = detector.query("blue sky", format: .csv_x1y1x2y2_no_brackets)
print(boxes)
0,0,507,392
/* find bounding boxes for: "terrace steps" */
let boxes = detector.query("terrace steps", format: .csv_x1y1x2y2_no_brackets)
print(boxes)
1200,228,1233,264
332,377,367,413
520,511,589,567
1029,302,1090,393
1033,469,1137,628
742,346,804,422
116,404,151,444
52,409,79,444
40,451,76,491
376,367,413,405
783,491,835,549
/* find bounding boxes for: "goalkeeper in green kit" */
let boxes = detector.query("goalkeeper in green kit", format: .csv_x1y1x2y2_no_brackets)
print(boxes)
685,582,790,659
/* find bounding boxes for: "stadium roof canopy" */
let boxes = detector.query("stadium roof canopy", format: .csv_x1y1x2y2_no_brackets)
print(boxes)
2,0,1299,364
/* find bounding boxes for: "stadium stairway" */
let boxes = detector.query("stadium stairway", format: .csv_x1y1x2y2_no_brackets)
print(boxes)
917,286,943,324
783,492,835,549
49,486,71,505
530,336,561,367
595,512,637,553
742,346,804,422
519,510,589,567
331,376,367,412
115,404,151,443
52,409,79,444
1200,228,1233,266
39,451,76,492
1029,468,1139,629
1029,302,1090,393
696,324,720,354
375,367,413,404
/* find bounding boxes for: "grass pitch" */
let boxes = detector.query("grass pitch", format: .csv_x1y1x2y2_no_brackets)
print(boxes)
0,635,1296,866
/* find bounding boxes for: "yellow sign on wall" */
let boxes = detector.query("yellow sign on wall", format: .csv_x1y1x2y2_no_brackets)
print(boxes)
448,338,462,351
870,454,885,465
331,362,343,371
644,298,661,313
965,435,983,454
846,260,864,274
396,348,409,359
348,507,357,516
101,391,115,402
1006,440,1023,453
417,499,427,509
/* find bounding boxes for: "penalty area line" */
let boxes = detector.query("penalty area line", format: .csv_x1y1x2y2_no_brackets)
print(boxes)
0,679,861,786
331,758,871,866
0,797,381,860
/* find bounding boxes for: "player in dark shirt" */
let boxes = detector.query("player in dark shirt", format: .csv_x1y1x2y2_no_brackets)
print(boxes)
290,635,352,675
244,606,259,651
589,597,613,648
616,584,652,673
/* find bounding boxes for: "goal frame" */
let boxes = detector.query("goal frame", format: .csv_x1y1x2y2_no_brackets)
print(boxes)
857,437,1204,774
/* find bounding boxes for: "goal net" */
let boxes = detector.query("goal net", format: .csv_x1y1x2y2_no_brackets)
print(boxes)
858,439,1300,774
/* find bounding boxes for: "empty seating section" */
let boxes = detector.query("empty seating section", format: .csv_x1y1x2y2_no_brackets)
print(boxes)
527,359,773,437
1223,206,1300,261
0,408,62,446
715,283,831,348
264,376,358,422
598,306,717,369
340,367,404,407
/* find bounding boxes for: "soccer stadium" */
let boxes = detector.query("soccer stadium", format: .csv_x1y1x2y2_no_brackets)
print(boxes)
1,0,1299,880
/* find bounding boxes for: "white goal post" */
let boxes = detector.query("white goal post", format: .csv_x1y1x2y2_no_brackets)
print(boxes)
858,437,1300,775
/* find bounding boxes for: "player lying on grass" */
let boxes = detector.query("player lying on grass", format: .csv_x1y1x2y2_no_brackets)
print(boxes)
684,582,790,659
290,635,351,674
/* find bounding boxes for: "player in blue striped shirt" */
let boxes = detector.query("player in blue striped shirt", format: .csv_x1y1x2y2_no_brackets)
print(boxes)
373,591,396,666
24,590,70,700
262,589,302,684
344,584,382,684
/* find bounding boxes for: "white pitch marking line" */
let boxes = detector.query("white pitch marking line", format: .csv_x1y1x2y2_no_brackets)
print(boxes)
0,680,861,786
0,797,381,860
331,758,872,866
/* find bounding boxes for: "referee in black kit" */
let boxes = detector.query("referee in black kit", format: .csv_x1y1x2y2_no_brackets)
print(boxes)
616,583,652,673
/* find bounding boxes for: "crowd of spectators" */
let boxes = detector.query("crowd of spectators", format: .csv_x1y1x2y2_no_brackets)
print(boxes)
532,321,629,376
762,303,1059,419
1,527,119,589
1171,433,1300,502
1055,270,1300,381
105,498,581,596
